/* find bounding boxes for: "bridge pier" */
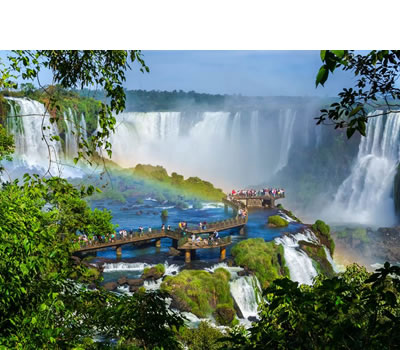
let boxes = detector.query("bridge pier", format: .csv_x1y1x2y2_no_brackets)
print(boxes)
116,245,122,259
172,239,178,249
220,246,226,260
185,250,191,263
239,226,245,235
155,239,161,248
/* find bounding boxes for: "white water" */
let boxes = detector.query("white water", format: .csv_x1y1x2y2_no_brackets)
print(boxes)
6,97,65,175
275,109,296,173
230,275,261,320
102,110,302,189
275,230,318,285
326,112,400,226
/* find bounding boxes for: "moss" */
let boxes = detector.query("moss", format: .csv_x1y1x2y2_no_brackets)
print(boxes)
268,215,289,227
161,209,168,217
311,219,335,255
160,269,234,324
142,264,165,280
231,238,289,288
213,304,236,326
299,240,335,278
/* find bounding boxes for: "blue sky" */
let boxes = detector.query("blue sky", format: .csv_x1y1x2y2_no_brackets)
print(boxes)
127,51,354,97
1,50,354,97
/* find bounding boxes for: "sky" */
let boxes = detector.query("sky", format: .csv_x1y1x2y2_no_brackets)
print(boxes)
0,50,354,97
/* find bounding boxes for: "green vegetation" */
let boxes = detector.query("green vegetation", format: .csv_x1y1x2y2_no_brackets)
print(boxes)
299,240,335,277
231,238,289,288
161,209,168,217
267,215,289,227
227,263,400,349
161,268,236,325
312,219,335,255
73,163,225,207
178,321,231,350
142,264,166,280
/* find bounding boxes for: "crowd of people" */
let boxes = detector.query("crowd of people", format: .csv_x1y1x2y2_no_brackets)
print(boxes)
190,229,221,246
230,188,285,198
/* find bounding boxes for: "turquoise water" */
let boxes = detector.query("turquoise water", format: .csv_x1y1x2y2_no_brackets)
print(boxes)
90,197,304,268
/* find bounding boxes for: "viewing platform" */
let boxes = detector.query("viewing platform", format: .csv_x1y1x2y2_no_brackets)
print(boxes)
226,192,285,209
74,206,247,263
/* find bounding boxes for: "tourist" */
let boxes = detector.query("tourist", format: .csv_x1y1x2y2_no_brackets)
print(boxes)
202,221,207,230
161,224,165,231
199,222,202,230
148,227,152,234
167,225,171,232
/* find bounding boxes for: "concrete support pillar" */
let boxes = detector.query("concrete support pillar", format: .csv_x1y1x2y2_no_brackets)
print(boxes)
116,245,122,259
155,239,161,248
185,250,191,263
220,247,226,261
239,226,245,235
191,249,196,259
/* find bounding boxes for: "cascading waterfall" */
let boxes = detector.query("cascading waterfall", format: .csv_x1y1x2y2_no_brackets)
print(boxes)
275,109,296,173
275,230,318,285
230,275,261,320
5,97,64,174
326,112,400,226
64,108,79,158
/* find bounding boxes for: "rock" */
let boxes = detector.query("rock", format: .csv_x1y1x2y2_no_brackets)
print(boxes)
127,278,144,286
168,247,181,256
103,282,118,291
237,270,248,277
118,276,128,286
248,316,258,322
70,255,81,265
88,283,97,290
169,294,191,312
171,271,177,275
213,305,236,326
129,285,140,293
141,265,165,280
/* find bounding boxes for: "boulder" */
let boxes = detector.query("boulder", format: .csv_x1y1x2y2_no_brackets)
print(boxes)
213,304,236,326
248,316,258,323
118,276,128,286
129,285,140,293
103,282,118,291
168,247,181,256
127,278,144,287
70,255,81,265
141,266,164,280
169,294,191,312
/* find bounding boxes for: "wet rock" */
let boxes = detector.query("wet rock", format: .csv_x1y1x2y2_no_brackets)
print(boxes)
141,266,164,280
127,278,144,287
88,283,97,290
213,305,236,326
129,285,140,293
169,294,191,312
248,316,258,323
103,282,118,291
118,276,128,286
70,255,81,265
168,247,181,256
237,270,248,277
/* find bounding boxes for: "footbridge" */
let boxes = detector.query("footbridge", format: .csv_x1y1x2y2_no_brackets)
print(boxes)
74,210,247,263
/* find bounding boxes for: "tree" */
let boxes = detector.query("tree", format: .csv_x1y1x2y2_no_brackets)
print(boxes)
316,50,400,138
225,263,400,350
0,50,149,173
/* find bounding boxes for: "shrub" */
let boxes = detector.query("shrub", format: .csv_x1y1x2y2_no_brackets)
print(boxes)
268,215,289,227
161,209,168,217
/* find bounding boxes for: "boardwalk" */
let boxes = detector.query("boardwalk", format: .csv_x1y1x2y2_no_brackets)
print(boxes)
74,212,247,262
227,192,285,208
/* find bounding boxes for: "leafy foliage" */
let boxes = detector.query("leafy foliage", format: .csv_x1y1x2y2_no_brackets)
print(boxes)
226,263,400,350
316,50,400,138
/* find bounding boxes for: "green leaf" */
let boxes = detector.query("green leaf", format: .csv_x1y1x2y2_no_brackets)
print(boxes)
331,50,345,58
346,127,356,139
320,50,326,61
316,66,329,87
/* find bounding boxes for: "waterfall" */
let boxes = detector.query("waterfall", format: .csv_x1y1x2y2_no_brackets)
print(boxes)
275,231,318,285
275,109,296,173
64,108,79,158
230,275,261,320
5,97,64,174
326,112,400,226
